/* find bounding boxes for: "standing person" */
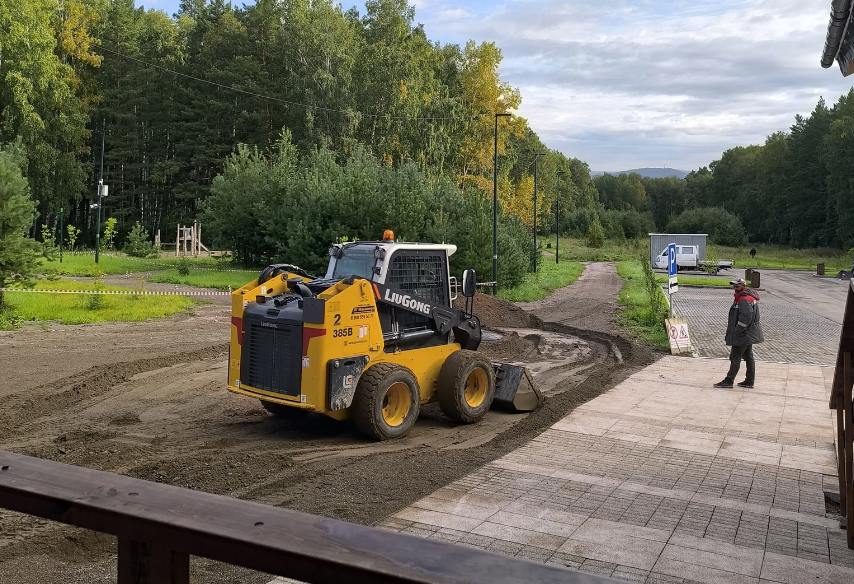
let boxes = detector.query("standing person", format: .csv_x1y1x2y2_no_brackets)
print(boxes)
714,277,764,388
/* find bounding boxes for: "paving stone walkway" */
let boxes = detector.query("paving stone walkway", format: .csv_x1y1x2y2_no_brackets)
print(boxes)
379,356,854,584
670,275,845,365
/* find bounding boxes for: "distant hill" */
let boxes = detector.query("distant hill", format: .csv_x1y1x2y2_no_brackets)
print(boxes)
591,167,688,179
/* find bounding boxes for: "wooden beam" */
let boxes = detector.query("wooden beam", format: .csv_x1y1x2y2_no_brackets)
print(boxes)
846,352,854,548
839,403,848,519
118,539,189,584
831,280,854,409
0,451,613,584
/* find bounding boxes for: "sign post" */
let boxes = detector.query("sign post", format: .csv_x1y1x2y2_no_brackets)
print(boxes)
667,242,678,317
664,242,693,355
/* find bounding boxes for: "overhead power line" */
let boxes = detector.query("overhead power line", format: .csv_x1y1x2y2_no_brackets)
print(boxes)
99,46,484,123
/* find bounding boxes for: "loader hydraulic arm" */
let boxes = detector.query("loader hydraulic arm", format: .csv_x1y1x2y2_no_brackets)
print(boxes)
371,282,482,351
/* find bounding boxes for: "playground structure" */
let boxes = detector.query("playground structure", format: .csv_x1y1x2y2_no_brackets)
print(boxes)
175,222,209,257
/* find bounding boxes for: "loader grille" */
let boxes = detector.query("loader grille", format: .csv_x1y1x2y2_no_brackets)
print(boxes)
240,315,302,396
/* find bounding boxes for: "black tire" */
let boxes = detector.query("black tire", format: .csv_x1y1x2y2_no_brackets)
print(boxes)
260,400,305,418
437,350,496,423
352,363,420,440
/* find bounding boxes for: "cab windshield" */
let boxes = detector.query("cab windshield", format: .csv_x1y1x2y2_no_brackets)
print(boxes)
330,245,376,279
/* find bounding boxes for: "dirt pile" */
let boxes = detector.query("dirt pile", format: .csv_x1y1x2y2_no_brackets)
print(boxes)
454,292,540,328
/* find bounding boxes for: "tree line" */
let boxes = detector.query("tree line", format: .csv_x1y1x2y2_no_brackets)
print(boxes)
0,0,598,266
592,91,854,250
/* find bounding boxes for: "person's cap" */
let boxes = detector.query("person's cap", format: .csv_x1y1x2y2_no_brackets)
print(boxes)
729,277,747,286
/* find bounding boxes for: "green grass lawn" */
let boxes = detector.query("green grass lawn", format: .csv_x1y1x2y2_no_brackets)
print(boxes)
0,279,197,328
148,268,258,291
39,252,248,277
616,260,669,348
541,235,851,273
545,236,646,262
498,261,585,302
709,243,851,272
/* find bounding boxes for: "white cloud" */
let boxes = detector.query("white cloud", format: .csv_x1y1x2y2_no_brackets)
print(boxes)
411,0,853,171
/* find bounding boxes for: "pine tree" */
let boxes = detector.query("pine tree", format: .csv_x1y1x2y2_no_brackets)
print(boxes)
0,146,40,308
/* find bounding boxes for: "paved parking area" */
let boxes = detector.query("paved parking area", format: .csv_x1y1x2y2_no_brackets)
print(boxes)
379,356,854,584
671,271,848,365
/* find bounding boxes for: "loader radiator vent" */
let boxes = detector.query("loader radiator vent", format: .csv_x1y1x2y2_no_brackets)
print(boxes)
240,316,302,396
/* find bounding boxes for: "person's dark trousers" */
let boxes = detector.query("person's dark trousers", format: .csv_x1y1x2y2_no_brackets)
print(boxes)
725,345,754,383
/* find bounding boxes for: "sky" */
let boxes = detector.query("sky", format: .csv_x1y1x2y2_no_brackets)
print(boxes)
136,0,853,172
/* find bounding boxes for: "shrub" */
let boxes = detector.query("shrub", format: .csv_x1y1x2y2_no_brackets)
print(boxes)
586,217,605,248
124,222,157,258
66,224,81,252
666,207,746,246
564,207,598,237
177,257,191,275
601,209,655,240
84,281,106,311
102,217,118,250
204,135,533,289
640,255,667,326
40,224,57,259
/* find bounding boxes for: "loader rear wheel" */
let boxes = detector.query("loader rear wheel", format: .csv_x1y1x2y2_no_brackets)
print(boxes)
352,363,420,440
438,350,496,423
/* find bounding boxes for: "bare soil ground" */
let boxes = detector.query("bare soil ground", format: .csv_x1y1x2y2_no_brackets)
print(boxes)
515,261,623,334
0,269,657,583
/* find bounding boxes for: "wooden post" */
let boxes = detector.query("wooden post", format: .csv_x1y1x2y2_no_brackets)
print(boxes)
839,401,848,521
175,224,180,257
846,352,854,547
118,539,189,584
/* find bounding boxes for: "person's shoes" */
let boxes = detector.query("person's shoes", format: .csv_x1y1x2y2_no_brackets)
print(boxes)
737,380,754,388
713,379,733,388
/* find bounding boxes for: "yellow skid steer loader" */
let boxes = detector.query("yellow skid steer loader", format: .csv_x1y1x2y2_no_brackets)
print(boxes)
227,232,540,440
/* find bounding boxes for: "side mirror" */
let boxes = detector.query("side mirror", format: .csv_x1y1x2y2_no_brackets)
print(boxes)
462,268,476,298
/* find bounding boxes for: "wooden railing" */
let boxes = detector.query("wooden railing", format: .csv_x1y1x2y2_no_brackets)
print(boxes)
831,278,854,549
0,450,614,584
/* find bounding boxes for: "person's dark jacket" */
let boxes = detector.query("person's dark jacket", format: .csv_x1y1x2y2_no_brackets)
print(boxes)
725,289,764,346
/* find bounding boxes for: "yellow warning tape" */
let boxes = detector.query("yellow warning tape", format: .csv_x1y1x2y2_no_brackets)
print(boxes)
0,287,231,297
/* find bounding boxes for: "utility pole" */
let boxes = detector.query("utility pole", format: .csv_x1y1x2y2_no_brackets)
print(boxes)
493,113,511,293
556,171,566,264
94,119,106,264
58,207,64,264
531,152,545,272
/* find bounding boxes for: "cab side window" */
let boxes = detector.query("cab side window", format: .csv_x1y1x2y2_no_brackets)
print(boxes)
386,251,449,307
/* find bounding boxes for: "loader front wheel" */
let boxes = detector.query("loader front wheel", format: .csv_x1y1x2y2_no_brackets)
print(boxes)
438,350,496,423
352,363,420,440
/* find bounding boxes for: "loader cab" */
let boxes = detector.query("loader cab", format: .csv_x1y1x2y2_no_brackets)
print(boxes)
325,240,458,351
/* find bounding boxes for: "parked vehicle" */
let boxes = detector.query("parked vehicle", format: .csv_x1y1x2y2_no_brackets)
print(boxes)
653,245,733,274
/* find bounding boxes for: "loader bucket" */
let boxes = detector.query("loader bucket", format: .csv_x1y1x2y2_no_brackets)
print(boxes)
491,363,542,412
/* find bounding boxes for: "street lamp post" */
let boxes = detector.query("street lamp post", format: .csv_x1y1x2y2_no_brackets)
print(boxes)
493,112,511,293
58,207,64,264
531,152,545,272
556,171,566,264
94,120,106,264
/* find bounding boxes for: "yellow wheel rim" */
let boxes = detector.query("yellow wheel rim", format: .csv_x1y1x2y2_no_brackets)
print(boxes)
464,367,489,408
382,382,411,427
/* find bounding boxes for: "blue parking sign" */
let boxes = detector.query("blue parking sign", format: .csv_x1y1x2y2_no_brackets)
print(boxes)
667,243,677,277
667,242,678,295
